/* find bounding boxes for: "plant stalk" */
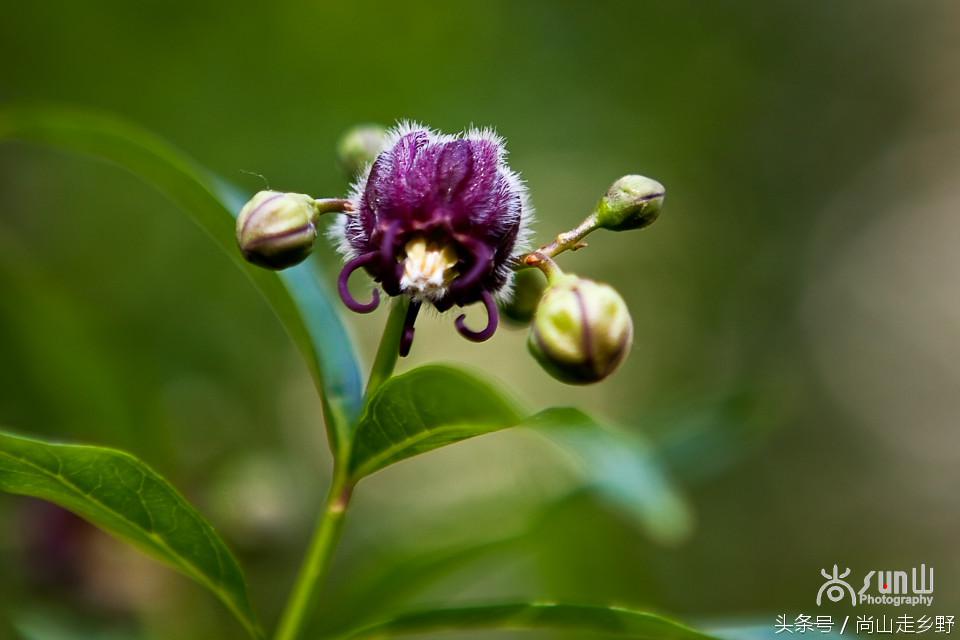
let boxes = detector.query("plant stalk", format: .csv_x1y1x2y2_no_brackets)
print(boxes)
517,213,598,267
364,297,410,402
274,468,353,640
275,298,411,640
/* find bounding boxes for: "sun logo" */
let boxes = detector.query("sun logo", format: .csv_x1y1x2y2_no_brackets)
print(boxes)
817,564,857,606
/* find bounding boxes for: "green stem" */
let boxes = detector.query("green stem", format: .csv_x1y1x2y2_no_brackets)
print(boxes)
364,297,410,402
274,468,354,640
274,300,410,640
516,212,599,267
514,213,600,281
312,198,354,216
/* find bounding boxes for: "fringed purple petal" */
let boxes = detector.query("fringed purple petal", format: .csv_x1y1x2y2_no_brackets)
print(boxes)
435,140,473,202
376,221,403,296
404,142,442,221
449,237,493,298
457,139,501,220
392,130,431,175
377,221,400,267
353,155,388,251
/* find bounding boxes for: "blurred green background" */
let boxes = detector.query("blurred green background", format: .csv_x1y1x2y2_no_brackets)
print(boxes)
2,1,959,638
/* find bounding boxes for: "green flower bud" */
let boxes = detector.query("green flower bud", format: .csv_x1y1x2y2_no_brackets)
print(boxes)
528,275,633,384
236,190,319,270
595,174,665,232
337,124,388,178
501,268,547,324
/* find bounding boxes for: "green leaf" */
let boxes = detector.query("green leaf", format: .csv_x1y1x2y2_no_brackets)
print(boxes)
0,430,261,639
0,106,362,446
649,390,778,485
340,603,717,639
348,365,524,480
530,408,694,546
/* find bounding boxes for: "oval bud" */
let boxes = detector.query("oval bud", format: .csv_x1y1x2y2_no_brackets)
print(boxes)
595,174,665,232
528,275,633,384
236,190,319,270
337,124,389,178
501,268,547,324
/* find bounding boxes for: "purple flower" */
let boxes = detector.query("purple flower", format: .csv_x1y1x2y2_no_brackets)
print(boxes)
331,123,533,356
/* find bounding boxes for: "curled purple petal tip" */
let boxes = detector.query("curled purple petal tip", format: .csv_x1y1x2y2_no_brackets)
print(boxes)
455,290,499,343
338,252,381,313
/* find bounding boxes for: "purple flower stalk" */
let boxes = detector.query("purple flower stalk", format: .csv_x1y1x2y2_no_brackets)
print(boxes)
331,123,533,356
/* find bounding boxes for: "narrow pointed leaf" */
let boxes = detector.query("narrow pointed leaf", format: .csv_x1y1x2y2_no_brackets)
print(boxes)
340,603,716,639
348,365,524,480
530,407,694,545
0,430,261,639
0,106,362,444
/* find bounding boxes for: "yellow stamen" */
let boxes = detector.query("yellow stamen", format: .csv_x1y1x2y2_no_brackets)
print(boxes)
400,237,458,300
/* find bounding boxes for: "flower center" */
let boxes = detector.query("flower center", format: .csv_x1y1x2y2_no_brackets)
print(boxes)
399,237,458,300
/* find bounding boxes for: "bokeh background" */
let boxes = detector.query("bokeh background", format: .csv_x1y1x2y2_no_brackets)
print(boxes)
2,1,959,638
